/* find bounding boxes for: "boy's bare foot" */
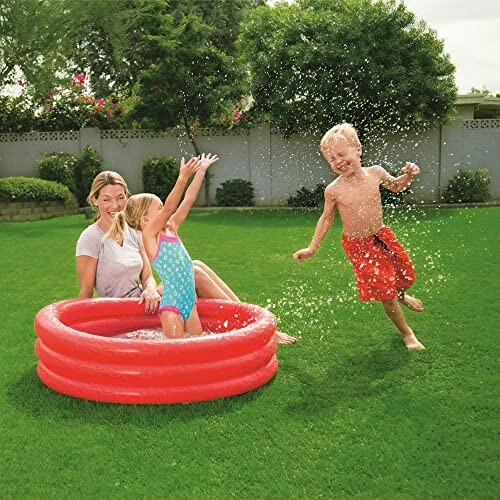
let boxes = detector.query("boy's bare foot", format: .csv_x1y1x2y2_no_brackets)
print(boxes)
402,330,425,350
275,331,297,345
398,294,424,312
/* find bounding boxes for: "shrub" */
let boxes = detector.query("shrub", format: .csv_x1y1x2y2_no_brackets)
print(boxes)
379,166,412,206
142,156,179,200
74,146,103,206
442,168,491,203
287,183,325,207
33,73,126,131
0,177,71,202
38,152,77,192
216,179,255,207
380,185,408,207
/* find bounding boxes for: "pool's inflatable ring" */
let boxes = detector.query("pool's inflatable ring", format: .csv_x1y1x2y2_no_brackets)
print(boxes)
34,298,278,404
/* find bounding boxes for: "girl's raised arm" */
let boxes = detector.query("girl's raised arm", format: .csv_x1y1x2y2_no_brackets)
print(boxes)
144,156,201,237
169,153,219,231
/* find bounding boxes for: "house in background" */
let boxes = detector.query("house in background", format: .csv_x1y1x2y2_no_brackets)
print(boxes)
455,93,500,119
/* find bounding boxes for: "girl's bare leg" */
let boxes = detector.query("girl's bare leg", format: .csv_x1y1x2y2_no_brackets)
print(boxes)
381,299,425,350
185,305,203,337
193,260,297,345
159,311,185,339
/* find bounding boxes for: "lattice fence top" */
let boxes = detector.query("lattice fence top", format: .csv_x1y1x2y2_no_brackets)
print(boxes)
463,119,500,129
0,131,79,142
100,127,250,140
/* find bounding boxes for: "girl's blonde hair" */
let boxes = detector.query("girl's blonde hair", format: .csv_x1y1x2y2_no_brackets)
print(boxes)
87,171,129,221
320,123,361,150
105,193,160,243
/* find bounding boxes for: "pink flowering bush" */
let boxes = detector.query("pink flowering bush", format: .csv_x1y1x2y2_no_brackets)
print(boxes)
33,74,126,131
216,95,256,129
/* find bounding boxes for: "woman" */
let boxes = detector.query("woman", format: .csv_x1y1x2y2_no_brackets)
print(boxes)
76,169,296,344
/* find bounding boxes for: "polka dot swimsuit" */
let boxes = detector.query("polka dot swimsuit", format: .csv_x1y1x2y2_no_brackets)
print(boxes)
152,230,196,321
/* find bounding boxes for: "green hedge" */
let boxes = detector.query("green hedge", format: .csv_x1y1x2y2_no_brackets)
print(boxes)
0,177,72,202
216,179,255,207
142,156,179,200
38,152,77,192
37,147,103,206
74,146,103,206
287,183,325,207
442,168,491,203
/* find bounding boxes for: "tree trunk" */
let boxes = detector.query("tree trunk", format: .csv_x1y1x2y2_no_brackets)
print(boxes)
183,116,211,206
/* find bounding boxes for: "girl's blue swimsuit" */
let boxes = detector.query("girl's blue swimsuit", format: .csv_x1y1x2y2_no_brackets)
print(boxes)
152,231,196,321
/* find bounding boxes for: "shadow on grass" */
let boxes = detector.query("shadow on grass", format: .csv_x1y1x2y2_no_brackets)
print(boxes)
7,364,275,426
285,341,411,416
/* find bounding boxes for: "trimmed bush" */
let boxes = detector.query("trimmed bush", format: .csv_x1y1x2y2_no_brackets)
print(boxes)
142,156,179,200
38,152,78,192
74,146,103,206
378,166,411,206
287,183,325,207
442,168,491,203
216,179,255,207
0,177,71,202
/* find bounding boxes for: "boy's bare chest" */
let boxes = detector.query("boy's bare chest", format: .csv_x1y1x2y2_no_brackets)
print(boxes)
335,178,381,210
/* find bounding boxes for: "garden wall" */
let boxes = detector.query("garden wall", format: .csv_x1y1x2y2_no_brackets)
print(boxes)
0,199,79,222
1,120,499,205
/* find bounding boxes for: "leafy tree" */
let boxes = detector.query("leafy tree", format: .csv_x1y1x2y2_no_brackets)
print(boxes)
68,0,261,204
239,0,457,139
0,0,71,95
130,0,257,204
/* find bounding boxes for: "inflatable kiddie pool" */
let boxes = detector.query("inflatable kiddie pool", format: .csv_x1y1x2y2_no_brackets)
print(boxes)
34,298,278,404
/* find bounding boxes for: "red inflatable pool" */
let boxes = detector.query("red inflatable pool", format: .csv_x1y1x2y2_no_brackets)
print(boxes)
34,298,278,404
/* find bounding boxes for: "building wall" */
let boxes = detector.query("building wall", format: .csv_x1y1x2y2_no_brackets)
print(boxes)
1,119,499,204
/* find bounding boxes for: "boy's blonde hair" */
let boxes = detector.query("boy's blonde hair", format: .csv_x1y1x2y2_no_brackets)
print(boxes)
320,123,361,150
105,193,160,243
87,171,129,221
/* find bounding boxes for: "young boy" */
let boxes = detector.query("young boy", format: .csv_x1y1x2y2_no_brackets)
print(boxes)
293,123,425,350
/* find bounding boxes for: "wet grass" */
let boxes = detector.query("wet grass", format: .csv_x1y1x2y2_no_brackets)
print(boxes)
0,207,498,498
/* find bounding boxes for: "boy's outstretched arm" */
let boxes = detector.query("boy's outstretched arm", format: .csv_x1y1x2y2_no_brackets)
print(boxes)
379,163,419,192
169,153,219,231
293,185,336,262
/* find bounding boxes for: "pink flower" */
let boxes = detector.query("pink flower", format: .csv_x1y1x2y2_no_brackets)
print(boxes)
17,80,25,87
232,109,245,124
72,73,86,87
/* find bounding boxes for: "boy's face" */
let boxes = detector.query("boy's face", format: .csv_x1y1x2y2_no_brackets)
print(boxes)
322,138,361,177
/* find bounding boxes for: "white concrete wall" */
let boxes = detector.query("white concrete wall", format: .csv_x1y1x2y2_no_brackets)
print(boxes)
1,120,499,203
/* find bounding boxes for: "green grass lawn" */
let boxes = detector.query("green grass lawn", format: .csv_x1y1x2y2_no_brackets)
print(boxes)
0,207,498,498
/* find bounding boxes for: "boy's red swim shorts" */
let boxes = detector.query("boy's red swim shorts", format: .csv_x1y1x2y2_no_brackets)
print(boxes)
342,225,415,302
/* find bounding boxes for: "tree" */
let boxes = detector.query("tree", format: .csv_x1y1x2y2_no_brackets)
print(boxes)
0,0,72,95
68,0,261,204
239,0,457,140
130,0,260,204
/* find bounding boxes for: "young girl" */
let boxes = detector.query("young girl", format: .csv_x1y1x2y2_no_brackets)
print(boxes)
107,153,218,338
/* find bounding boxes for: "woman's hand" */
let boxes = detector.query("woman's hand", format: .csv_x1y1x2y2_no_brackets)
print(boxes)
138,286,161,314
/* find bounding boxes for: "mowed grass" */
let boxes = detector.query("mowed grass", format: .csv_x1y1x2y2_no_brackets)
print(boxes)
0,207,498,498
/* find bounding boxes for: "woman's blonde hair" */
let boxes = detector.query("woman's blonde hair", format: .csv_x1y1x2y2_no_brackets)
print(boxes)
105,193,159,243
87,171,129,221
320,123,361,150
